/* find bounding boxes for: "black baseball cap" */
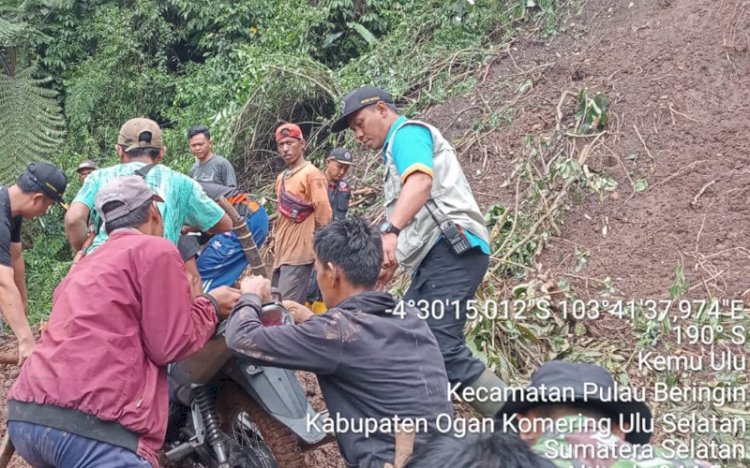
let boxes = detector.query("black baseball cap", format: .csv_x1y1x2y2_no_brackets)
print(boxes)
17,162,68,208
495,360,653,445
328,147,354,165
331,86,396,133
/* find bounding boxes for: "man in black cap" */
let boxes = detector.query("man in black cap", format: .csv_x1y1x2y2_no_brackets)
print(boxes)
324,147,354,221
0,162,67,364
495,360,711,467
331,86,505,417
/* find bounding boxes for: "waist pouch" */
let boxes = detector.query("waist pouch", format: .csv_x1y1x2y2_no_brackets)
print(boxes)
278,181,314,223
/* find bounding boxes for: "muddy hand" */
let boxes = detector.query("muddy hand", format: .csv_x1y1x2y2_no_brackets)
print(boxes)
282,300,314,323
240,275,272,303
207,286,242,320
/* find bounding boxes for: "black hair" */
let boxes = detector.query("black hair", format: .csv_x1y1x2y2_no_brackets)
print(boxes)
187,126,211,140
405,430,556,468
103,199,153,234
313,217,382,288
120,145,161,160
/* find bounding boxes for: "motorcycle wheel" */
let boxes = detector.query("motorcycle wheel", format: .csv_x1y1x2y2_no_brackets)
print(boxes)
217,380,307,468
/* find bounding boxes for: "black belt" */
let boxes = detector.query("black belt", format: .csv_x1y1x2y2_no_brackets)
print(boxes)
8,400,139,453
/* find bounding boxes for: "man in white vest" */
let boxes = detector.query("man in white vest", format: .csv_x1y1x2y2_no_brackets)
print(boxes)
331,86,506,417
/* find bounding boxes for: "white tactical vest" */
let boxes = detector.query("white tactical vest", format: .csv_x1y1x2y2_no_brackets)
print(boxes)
383,119,489,272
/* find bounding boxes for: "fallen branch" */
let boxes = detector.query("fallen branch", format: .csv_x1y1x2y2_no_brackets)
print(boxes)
650,160,708,190
668,103,700,124
690,179,716,209
633,124,654,161
602,144,637,201
556,90,578,132
490,132,605,274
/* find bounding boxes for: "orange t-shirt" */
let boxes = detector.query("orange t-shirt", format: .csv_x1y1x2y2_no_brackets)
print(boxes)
273,162,332,268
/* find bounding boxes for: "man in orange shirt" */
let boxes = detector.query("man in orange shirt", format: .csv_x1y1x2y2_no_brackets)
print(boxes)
272,123,332,303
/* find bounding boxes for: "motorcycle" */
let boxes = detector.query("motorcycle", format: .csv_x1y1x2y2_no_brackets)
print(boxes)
161,198,329,468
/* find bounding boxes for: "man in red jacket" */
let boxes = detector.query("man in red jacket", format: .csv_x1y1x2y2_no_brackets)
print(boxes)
7,175,240,467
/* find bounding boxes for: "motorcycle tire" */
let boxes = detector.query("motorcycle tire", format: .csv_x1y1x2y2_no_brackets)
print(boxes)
216,380,307,468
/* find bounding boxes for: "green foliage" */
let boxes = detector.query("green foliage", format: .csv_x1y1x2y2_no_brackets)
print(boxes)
3,0,576,326
575,88,609,134
669,262,690,298
21,206,72,321
0,66,65,183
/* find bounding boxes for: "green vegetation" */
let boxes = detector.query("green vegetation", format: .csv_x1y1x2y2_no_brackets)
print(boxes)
1,0,573,322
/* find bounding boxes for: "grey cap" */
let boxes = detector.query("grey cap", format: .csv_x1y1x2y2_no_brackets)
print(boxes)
328,147,354,165
331,86,395,133
77,160,98,173
95,175,164,223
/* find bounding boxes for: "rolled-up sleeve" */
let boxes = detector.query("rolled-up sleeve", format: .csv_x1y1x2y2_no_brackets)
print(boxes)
225,294,342,375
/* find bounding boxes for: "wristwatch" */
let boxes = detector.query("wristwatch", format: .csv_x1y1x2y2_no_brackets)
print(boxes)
379,221,401,236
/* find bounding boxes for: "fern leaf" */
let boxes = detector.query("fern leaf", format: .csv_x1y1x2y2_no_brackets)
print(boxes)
0,66,66,183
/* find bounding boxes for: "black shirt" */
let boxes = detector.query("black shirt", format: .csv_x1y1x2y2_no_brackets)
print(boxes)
328,178,351,221
0,186,23,267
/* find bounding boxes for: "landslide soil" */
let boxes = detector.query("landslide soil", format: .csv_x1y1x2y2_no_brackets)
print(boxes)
427,0,750,301
3,0,749,466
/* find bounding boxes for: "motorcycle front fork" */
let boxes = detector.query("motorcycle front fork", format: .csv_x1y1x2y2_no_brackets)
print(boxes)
166,384,229,468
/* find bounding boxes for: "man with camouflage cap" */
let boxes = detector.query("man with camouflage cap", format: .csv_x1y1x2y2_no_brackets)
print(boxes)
76,160,97,183
495,360,712,467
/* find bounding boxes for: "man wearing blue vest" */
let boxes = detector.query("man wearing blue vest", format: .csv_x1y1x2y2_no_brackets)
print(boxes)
331,86,506,417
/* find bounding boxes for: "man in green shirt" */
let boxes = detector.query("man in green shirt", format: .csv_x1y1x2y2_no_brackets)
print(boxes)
65,118,231,257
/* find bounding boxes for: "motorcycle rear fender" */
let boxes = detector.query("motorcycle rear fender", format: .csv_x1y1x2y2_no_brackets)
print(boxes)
225,358,328,445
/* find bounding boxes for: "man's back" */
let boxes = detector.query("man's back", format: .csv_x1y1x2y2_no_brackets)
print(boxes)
318,293,452,465
9,231,219,465
74,162,224,252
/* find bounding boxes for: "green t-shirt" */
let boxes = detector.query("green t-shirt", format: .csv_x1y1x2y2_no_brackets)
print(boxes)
73,162,224,253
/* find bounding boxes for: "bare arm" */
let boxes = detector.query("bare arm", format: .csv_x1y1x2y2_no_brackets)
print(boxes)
206,213,232,234
184,257,204,298
65,202,91,252
0,265,35,364
11,243,27,310
310,175,333,228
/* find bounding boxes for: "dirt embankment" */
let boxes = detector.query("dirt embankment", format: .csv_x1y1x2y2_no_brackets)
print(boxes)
3,0,749,466
427,0,750,300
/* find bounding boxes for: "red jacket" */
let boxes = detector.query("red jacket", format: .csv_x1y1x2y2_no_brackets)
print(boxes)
9,230,218,467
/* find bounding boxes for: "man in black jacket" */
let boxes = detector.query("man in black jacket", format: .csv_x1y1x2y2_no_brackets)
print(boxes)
226,217,452,468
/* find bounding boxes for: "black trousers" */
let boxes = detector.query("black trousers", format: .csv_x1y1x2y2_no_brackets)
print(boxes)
404,239,489,387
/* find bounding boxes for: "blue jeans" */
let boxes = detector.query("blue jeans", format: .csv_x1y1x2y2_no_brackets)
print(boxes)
8,421,150,468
